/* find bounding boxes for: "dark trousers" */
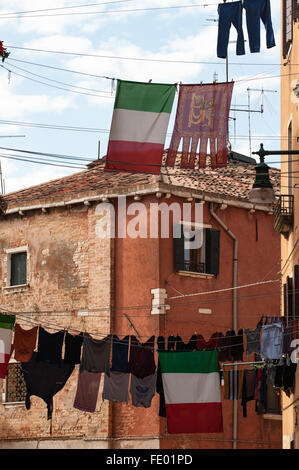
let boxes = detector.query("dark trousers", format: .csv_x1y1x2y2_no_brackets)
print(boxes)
243,0,276,52
217,1,245,59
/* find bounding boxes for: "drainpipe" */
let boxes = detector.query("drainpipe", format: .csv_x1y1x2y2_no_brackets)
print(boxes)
209,202,238,450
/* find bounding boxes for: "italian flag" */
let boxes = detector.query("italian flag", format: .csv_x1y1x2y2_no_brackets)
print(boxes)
105,79,176,174
0,313,15,379
158,350,223,434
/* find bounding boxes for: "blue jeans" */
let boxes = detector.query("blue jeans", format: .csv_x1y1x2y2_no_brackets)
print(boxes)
243,0,276,52
217,1,245,59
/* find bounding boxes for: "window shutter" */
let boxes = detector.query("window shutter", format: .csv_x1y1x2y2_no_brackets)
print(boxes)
287,275,294,320
294,265,299,318
173,224,185,271
283,283,288,323
293,0,299,20
10,252,27,286
205,228,220,276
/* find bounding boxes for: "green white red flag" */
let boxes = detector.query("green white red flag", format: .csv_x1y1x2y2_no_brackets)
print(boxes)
0,314,15,378
158,349,223,434
105,79,176,174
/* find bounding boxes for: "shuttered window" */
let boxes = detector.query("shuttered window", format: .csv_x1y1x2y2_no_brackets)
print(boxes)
283,0,293,57
173,224,220,275
10,252,27,286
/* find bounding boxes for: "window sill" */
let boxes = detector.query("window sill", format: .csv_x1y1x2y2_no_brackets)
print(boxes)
177,271,214,279
3,284,29,293
1,401,25,408
262,413,282,421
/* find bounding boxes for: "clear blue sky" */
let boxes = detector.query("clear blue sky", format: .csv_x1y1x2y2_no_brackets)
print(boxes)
0,0,282,194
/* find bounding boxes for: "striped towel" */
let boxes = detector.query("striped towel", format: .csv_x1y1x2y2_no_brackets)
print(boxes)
224,370,244,400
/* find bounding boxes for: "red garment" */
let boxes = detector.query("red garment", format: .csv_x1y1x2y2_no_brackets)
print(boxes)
0,42,4,55
197,332,219,350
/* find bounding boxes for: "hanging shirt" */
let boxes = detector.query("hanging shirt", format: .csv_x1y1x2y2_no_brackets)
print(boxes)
12,323,38,363
0,313,15,379
197,333,219,351
127,335,156,379
241,369,257,418
111,335,129,372
156,336,166,418
130,371,157,408
102,371,130,404
22,352,74,420
64,332,83,364
224,369,244,400
73,369,101,413
245,326,261,356
260,323,283,360
231,329,244,361
36,327,64,364
80,333,112,375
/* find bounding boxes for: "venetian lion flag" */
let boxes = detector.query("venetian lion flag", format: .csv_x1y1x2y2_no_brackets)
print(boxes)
158,349,223,434
165,82,234,169
0,313,15,378
105,79,176,174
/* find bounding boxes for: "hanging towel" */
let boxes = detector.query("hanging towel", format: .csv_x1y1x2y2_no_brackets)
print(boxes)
224,369,244,400
80,333,112,375
0,313,15,378
111,335,129,372
36,327,64,364
73,369,101,413
12,323,38,363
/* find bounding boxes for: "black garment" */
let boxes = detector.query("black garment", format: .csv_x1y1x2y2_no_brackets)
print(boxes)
156,336,166,418
127,336,156,379
167,335,176,351
111,335,129,372
80,333,112,375
175,335,197,351
231,329,244,361
64,332,83,364
21,352,74,420
37,327,64,364
241,369,257,418
217,332,228,362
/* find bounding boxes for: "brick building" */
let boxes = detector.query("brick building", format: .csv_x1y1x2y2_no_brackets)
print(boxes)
0,152,282,449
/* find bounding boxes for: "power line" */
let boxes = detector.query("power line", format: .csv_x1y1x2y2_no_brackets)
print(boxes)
0,0,136,16
0,3,219,19
0,65,113,98
0,152,86,169
0,146,94,162
6,45,288,66
0,118,106,133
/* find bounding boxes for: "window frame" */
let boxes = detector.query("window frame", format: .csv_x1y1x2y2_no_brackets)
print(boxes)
5,246,29,288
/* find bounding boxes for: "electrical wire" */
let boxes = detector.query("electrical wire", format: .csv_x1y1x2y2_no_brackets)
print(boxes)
0,146,94,162
0,152,87,169
0,119,107,133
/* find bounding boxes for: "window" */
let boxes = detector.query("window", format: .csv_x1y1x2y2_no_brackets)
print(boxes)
283,0,293,57
9,251,27,286
173,224,220,275
288,121,293,195
4,362,26,403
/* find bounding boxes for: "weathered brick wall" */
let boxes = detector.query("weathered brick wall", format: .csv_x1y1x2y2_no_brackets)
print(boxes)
0,202,112,445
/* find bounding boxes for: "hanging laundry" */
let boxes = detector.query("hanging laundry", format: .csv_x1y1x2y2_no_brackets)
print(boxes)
167,335,176,351
275,362,297,398
102,371,130,404
0,41,10,63
105,79,176,174
224,369,244,400
197,332,219,351
73,369,101,413
230,329,244,361
175,334,197,351
245,326,261,356
130,371,157,408
111,335,129,372
241,369,257,418
165,82,234,169
243,0,275,53
36,327,64,364
156,336,166,418
217,331,231,362
159,350,223,433
12,323,38,363
260,322,283,360
80,333,112,375
217,1,245,59
0,313,15,378
22,352,74,420
282,324,295,355
127,335,156,379
64,332,83,365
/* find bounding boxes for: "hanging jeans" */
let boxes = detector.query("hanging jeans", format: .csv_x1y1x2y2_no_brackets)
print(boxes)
217,1,245,59
243,0,276,53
